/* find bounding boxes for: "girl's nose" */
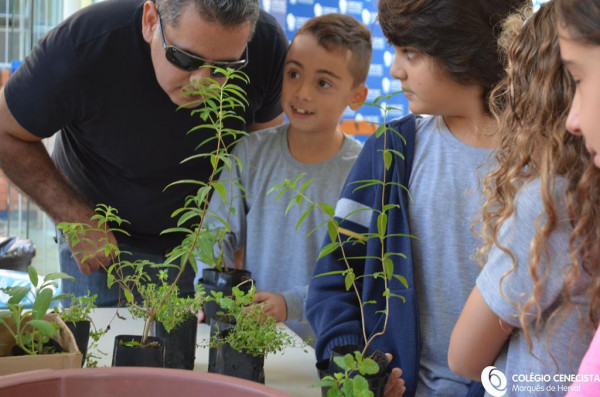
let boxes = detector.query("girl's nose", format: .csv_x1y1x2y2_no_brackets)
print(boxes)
566,92,582,136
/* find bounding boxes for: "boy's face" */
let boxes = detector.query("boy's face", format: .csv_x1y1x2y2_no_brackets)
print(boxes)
558,25,600,168
389,45,483,117
282,33,367,135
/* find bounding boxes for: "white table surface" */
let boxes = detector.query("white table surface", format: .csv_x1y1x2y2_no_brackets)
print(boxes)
89,308,321,397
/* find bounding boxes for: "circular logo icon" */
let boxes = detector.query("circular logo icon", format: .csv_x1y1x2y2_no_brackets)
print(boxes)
481,366,508,397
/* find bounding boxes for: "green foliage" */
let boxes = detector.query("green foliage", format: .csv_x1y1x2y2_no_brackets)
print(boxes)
54,291,109,367
0,265,74,355
58,291,97,324
162,67,250,274
208,285,298,358
154,284,205,333
314,351,380,397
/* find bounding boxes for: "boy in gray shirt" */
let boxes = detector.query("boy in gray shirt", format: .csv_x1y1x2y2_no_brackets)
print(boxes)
202,13,371,341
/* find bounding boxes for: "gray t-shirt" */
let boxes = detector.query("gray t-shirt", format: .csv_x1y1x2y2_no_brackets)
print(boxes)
409,115,494,396
205,123,362,341
477,178,594,396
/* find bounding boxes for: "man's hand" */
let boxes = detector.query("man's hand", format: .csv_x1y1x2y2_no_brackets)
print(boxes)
67,224,118,275
384,353,406,397
253,290,287,322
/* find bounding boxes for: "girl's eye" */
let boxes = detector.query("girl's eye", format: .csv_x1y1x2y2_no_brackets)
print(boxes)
403,49,416,60
288,70,300,79
318,80,331,89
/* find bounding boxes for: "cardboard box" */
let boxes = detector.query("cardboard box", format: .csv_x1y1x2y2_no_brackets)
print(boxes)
0,313,82,375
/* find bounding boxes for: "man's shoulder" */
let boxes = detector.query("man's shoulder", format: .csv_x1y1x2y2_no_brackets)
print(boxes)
256,9,285,35
57,0,142,47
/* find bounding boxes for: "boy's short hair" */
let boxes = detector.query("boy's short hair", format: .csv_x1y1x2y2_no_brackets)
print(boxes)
295,14,372,87
378,0,530,108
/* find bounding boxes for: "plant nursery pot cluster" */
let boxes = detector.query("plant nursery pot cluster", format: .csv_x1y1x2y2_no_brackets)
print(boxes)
316,345,389,397
198,268,252,320
0,313,82,375
0,367,293,397
208,315,265,384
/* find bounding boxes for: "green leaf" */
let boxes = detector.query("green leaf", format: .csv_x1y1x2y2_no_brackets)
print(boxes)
384,258,394,280
6,286,30,305
317,242,339,260
314,270,347,278
295,207,313,231
32,288,53,320
27,319,57,337
377,212,388,238
321,203,335,218
393,274,409,289
358,357,380,375
28,266,39,288
384,150,392,170
43,272,75,282
124,288,134,304
327,220,338,244
344,271,355,291
212,181,227,203
352,375,372,394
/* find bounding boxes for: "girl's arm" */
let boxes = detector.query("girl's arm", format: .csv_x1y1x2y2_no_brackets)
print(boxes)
448,286,514,380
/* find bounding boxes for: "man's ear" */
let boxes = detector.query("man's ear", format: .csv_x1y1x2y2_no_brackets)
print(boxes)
141,1,159,43
349,84,368,111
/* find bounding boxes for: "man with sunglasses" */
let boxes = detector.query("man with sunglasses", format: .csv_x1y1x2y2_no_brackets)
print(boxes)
0,0,287,306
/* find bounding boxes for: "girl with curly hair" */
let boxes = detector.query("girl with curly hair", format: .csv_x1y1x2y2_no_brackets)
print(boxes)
556,0,600,395
449,2,600,395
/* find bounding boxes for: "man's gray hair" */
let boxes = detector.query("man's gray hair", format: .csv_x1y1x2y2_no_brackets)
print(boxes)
154,0,260,28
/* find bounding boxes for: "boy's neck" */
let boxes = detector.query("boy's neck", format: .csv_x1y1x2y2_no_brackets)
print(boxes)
444,111,497,149
286,125,345,164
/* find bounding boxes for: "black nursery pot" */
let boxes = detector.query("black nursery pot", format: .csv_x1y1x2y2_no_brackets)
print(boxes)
65,320,90,367
316,345,389,397
198,268,252,320
153,317,198,370
112,335,165,368
207,316,265,384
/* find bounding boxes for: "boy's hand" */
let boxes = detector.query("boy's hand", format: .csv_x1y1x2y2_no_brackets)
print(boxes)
253,290,287,322
384,353,406,397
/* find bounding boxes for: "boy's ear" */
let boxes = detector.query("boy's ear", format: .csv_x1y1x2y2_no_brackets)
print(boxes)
349,84,368,111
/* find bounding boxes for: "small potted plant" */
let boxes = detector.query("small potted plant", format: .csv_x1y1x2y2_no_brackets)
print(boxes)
56,291,108,367
58,205,174,367
207,284,298,383
152,282,205,369
270,93,414,396
0,265,81,375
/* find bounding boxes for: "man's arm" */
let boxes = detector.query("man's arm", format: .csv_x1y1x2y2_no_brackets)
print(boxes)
0,88,115,274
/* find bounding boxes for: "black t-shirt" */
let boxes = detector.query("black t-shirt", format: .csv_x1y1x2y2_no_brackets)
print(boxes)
5,0,287,254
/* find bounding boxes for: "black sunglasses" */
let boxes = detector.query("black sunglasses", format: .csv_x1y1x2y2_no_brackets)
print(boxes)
157,13,249,77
